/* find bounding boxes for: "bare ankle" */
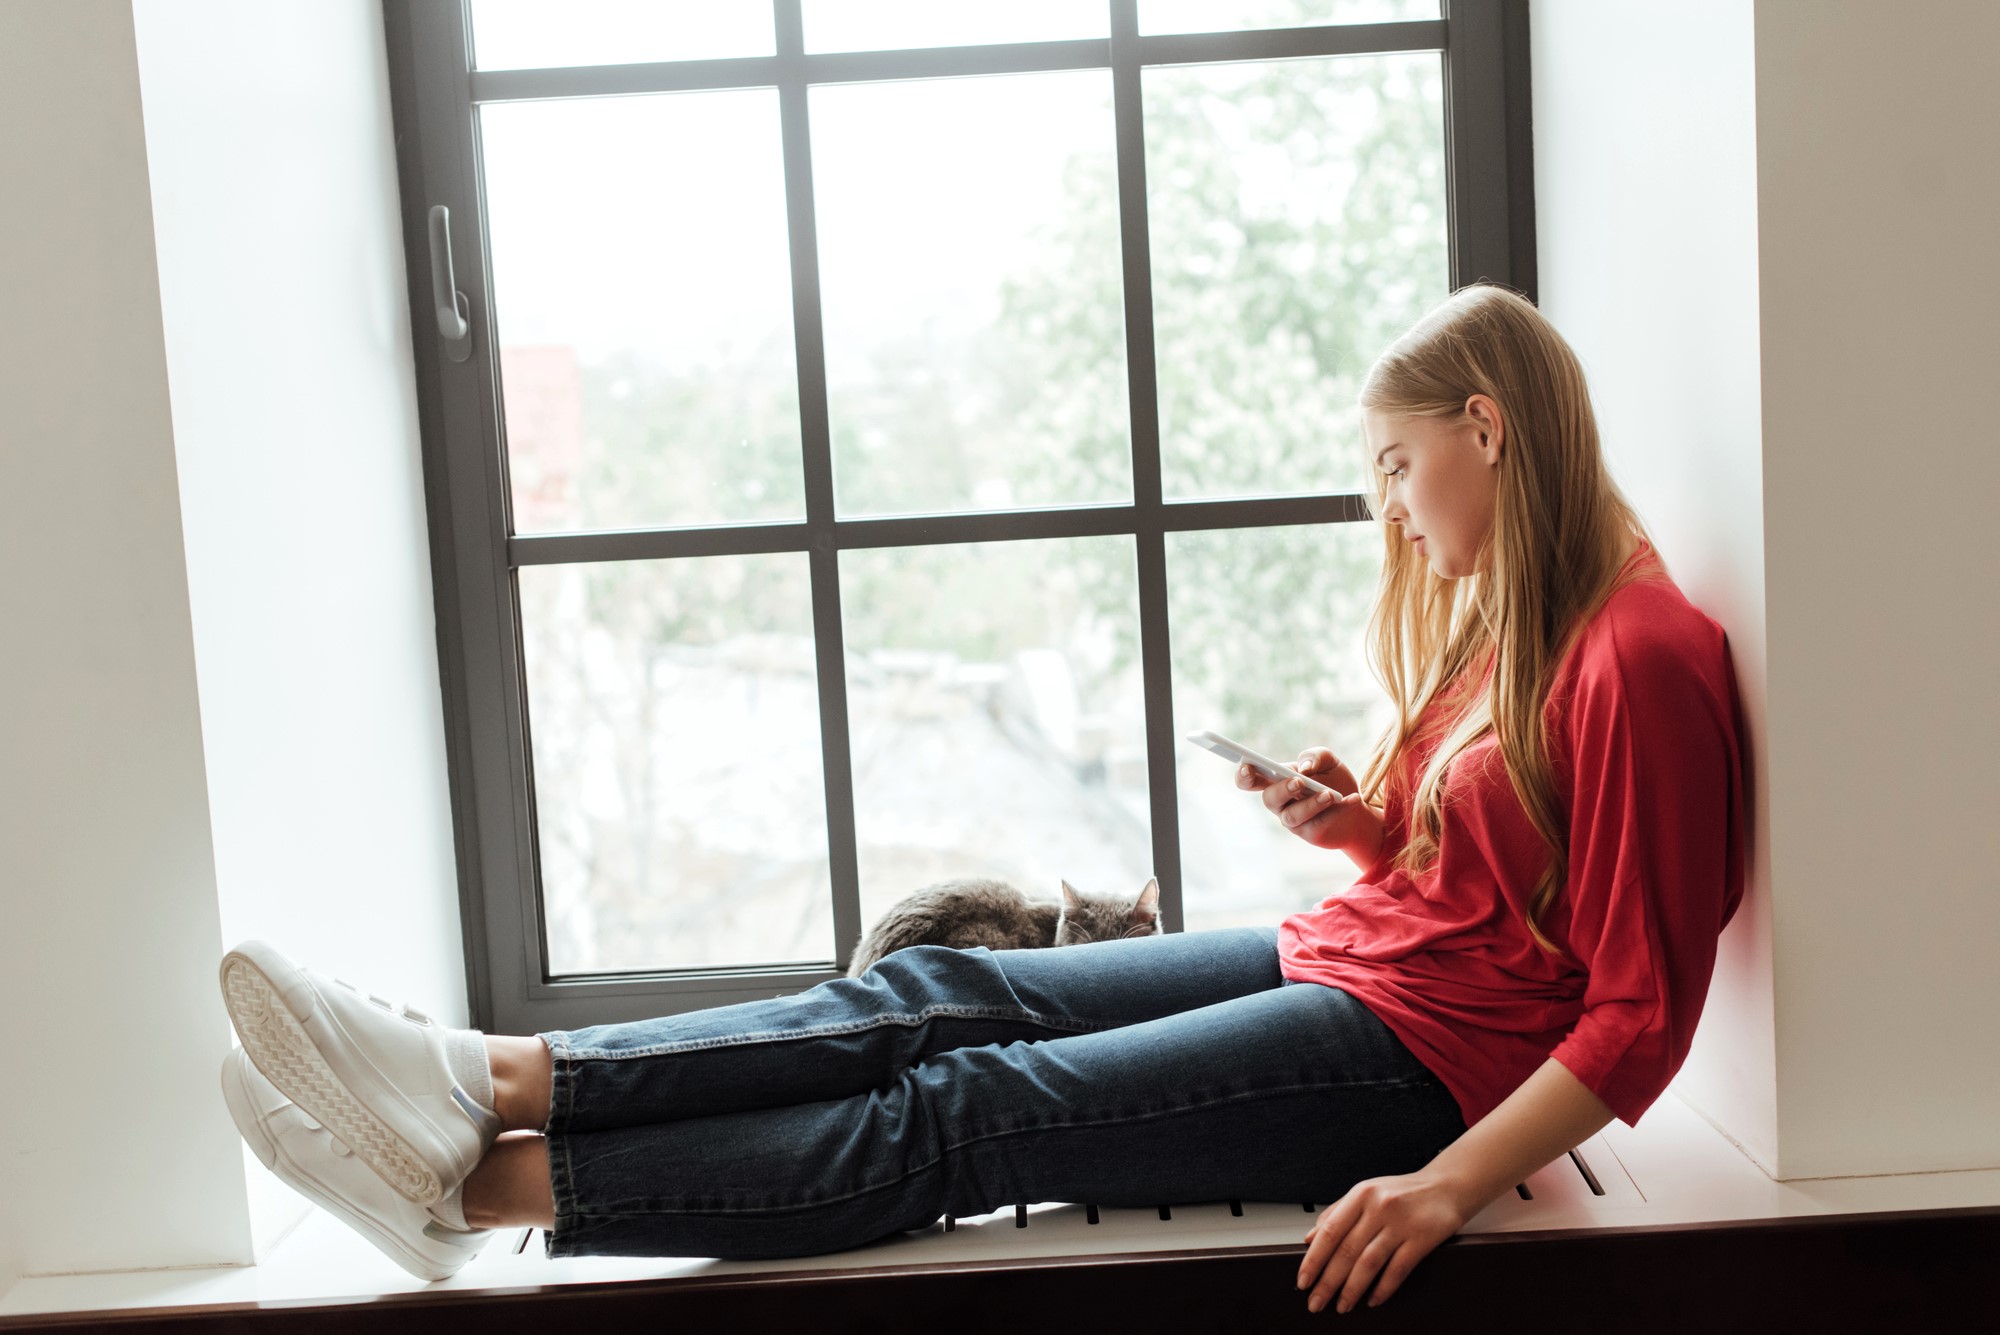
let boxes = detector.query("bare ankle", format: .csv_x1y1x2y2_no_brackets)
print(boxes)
461,1135,554,1229
485,1035,554,1132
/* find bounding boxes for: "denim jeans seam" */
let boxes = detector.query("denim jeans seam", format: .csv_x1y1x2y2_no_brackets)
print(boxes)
549,1122,579,1229
552,1075,1446,1219
542,1032,579,1136
557,1005,1114,1062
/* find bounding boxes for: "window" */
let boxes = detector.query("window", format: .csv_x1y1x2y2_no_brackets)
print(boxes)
384,0,1534,1032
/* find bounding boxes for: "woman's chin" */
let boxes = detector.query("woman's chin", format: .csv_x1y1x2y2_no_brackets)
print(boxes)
1407,545,1463,580
1428,553,1470,580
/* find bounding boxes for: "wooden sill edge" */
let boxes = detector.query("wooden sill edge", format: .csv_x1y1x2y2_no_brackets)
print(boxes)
5,1201,1999,1329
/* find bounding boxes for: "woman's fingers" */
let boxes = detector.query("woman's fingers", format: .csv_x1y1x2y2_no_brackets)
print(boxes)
1253,772,1300,813
1297,747,1359,795
1362,1239,1423,1310
1309,1232,1398,1315
1264,770,1334,814
1298,1192,1395,1316
1297,1204,1369,1314
1295,1218,1340,1292
1234,762,1275,792
1280,784,1337,828
1284,789,1365,847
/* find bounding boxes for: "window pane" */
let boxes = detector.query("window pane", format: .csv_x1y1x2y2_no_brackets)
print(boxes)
482,93,805,535
803,0,1108,53
841,538,1152,936
1145,53,1448,501
469,0,774,70
1168,522,1392,932
813,72,1131,517
1140,0,1439,33
520,554,833,974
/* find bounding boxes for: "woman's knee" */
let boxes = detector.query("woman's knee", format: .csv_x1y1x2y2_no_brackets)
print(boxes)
852,943,1000,1003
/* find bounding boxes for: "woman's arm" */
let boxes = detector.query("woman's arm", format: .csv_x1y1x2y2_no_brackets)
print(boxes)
1295,1056,1614,1314
1424,1056,1615,1216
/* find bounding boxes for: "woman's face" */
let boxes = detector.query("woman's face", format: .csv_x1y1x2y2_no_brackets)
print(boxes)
1364,395,1505,580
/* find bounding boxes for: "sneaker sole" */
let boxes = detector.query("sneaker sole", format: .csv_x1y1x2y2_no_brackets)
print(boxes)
220,949,444,1206
220,1052,476,1283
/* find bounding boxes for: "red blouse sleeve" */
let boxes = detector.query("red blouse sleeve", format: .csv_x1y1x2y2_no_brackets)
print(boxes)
1545,617,1745,1127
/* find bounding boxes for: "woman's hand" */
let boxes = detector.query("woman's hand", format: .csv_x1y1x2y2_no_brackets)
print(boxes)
1237,747,1381,859
1295,1170,1476,1314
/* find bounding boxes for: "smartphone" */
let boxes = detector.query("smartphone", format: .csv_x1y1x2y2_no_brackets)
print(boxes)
1183,730,1338,796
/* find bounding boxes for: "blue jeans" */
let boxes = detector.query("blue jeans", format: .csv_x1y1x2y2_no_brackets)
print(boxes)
537,927,1467,1260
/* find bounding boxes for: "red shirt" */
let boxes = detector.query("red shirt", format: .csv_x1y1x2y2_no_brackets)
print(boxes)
1277,542,1747,1128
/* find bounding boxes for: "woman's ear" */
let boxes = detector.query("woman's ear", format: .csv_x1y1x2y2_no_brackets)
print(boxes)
1466,393,1505,464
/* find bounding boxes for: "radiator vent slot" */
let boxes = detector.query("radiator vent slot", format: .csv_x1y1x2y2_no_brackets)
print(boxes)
936,1143,1624,1239
508,1135,1636,1261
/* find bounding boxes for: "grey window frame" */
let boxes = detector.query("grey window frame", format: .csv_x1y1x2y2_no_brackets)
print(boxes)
381,0,1537,1035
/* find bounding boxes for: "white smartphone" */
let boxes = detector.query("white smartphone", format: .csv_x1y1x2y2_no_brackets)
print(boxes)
1184,730,1338,796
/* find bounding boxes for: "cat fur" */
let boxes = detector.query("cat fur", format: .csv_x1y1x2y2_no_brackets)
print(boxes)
846,877,1161,977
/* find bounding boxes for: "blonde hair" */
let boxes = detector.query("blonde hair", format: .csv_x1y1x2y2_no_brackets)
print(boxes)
1354,284,1657,960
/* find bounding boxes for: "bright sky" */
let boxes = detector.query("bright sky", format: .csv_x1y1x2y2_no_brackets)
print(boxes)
478,70,1114,377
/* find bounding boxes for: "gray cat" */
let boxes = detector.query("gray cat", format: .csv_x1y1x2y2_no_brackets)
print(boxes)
846,877,1162,978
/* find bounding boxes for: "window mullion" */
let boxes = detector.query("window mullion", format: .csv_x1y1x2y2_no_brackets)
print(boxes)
1109,0,1185,933
1441,0,1518,292
774,0,864,970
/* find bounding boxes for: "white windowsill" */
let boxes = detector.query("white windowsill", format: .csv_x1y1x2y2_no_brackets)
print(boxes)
6,1092,1999,1320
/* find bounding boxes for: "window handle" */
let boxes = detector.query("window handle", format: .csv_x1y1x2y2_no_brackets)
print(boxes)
427,204,473,364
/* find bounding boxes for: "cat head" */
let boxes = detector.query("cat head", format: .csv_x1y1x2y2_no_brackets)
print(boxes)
1053,877,1162,946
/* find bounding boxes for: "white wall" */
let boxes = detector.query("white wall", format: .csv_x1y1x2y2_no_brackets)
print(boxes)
0,0,468,1279
1533,0,2000,1178
1529,0,1777,1170
128,0,466,1028
1750,0,2000,1176
129,0,471,1255
0,0,252,1278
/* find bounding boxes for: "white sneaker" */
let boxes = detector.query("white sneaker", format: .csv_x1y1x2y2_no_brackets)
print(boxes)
221,1048,493,1282
219,940,500,1206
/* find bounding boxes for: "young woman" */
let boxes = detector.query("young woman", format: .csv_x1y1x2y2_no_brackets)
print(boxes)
218,283,1745,1315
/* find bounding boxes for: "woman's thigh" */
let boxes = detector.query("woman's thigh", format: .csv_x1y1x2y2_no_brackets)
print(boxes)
548,978,1469,1260
547,927,1288,1133
919,977,1468,1211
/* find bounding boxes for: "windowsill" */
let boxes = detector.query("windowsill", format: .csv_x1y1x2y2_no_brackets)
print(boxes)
5,1093,1998,1322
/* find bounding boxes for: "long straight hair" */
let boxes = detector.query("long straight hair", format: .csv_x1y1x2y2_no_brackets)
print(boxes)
1354,284,1657,959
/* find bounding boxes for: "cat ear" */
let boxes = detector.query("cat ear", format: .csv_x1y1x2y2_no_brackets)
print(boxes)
1133,877,1160,922
1061,880,1083,911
